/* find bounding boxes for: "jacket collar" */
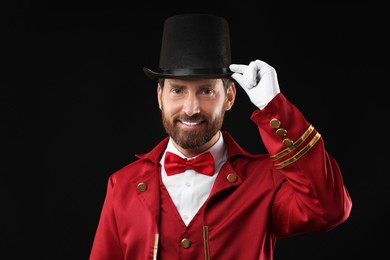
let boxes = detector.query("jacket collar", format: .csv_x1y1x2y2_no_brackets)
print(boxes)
135,131,256,165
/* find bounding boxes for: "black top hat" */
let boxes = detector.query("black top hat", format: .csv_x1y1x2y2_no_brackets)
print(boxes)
143,13,233,81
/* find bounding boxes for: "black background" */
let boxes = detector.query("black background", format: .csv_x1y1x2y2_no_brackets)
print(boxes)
2,2,389,259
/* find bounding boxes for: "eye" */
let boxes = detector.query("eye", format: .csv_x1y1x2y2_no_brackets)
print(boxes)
170,87,184,95
199,87,214,96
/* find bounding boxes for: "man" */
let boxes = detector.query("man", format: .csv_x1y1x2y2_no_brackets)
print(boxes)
90,13,352,260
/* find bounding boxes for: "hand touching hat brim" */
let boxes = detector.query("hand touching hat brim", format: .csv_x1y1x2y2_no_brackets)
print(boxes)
230,60,280,109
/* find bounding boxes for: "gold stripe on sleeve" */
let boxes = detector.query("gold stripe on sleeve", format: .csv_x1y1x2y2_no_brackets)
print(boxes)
275,132,321,169
271,125,315,161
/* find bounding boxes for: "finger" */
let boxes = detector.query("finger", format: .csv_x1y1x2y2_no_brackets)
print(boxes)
232,74,256,94
242,61,259,87
230,72,243,85
253,60,274,77
229,64,247,74
253,59,268,70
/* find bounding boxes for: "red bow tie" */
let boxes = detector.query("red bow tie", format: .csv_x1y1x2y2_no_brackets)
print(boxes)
164,151,215,176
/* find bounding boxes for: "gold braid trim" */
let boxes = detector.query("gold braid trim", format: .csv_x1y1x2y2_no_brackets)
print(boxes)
203,226,210,260
275,132,321,169
153,234,159,260
271,125,315,161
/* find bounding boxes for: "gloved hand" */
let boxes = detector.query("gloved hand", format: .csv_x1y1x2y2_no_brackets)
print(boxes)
229,60,280,110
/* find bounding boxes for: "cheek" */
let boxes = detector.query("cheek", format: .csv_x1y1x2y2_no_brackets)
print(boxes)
161,99,182,115
204,102,225,119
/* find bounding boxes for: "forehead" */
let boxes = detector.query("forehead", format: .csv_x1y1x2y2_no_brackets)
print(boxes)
164,78,223,88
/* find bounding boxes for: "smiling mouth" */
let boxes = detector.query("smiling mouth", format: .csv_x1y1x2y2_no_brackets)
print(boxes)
180,120,202,126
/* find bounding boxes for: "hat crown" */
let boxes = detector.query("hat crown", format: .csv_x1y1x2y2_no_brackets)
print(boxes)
143,13,233,81
159,13,231,70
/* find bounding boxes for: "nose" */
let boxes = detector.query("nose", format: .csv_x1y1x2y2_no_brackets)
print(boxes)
182,92,200,116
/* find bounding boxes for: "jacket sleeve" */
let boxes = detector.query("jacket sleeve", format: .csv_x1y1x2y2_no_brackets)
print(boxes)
90,175,124,260
250,93,352,238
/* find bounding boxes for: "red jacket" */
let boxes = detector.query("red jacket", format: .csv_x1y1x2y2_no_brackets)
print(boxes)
90,93,352,260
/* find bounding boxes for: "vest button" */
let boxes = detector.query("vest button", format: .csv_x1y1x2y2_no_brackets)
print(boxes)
181,238,191,249
227,173,237,183
137,182,147,192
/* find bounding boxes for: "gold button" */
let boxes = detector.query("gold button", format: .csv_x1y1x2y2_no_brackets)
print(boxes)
270,118,281,129
137,182,147,192
282,138,294,147
181,238,191,249
276,128,287,137
227,173,237,183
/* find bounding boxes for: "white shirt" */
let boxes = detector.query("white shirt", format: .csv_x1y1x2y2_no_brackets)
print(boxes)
160,131,227,225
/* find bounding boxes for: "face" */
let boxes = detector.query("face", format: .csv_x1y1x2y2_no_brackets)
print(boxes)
157,78,236,153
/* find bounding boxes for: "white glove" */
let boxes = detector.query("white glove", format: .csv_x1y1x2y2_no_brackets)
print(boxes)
229,60,280,110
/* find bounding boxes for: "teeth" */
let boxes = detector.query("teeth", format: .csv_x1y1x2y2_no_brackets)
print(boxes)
182,121,200,126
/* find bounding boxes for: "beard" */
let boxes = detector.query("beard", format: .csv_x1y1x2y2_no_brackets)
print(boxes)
161,107,226,150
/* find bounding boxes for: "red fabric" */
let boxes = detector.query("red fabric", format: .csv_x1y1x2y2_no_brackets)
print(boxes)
89,93,352,260
164,151,215,176
158,173,207,259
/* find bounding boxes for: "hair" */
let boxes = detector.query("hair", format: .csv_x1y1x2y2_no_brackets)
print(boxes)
158,78,233,92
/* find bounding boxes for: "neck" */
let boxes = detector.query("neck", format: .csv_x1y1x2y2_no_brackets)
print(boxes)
172,131,221,158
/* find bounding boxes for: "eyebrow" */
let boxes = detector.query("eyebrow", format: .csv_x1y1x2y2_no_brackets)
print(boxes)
169,82,214,89
169,83,185,88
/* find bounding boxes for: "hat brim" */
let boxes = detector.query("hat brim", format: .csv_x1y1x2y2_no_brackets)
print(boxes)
143,67,234,82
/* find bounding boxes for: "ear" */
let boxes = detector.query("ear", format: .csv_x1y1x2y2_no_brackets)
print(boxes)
225,82,236,111
157,84,162,110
